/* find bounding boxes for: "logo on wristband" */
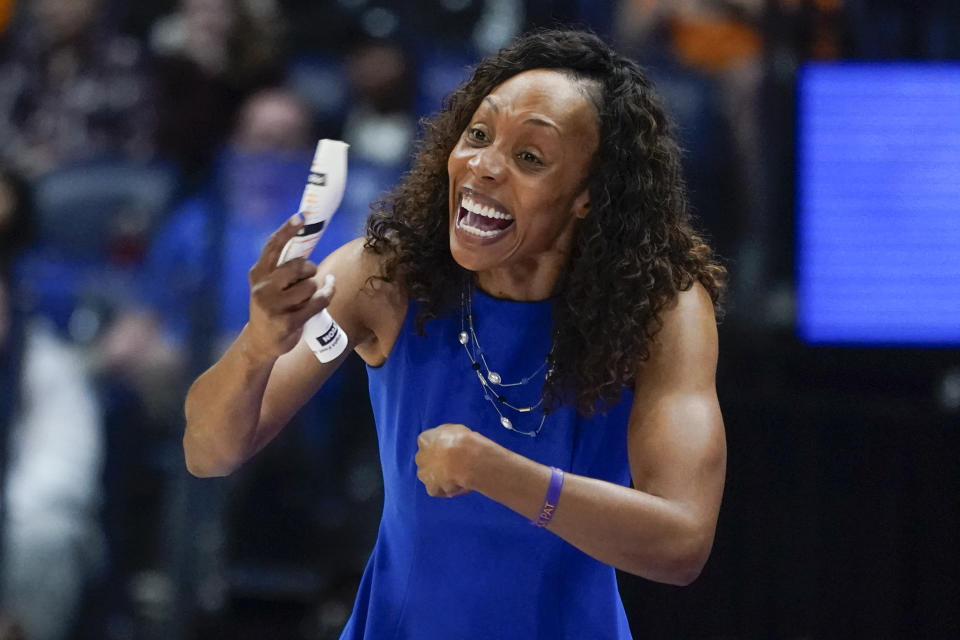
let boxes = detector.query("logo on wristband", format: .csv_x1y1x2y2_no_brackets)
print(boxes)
537,502,556,524
317,323,339,346
533,467,564,528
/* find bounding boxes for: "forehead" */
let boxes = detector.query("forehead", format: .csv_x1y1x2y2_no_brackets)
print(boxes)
481,69,598,136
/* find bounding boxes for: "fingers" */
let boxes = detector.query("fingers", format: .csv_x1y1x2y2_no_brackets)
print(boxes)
275,274,318,310
279,257,318,290
287,274,335,328
415,432,470,498
247,267,337,357
416,466,466,497
250,213,303,281
426,483,469,498
251,260,318,311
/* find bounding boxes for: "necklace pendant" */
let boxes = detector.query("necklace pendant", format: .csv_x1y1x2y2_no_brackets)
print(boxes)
500,416,513,430
487,371,502,385
458,331,469,345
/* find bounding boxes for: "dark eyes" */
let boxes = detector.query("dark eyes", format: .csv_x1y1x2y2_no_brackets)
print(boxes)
517,151,542,165
467,127,487,142
465,127,543,166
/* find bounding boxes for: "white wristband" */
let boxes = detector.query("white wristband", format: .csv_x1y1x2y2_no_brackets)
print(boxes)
303,309,348,363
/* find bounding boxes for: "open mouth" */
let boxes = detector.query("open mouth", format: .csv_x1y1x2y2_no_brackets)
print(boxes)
456,192,515,238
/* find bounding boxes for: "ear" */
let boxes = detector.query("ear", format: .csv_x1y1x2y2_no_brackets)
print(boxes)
572,187,590,220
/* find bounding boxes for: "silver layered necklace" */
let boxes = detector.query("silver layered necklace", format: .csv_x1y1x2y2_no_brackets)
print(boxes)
458,285,550,437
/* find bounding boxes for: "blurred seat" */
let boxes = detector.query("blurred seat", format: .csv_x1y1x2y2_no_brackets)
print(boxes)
21,157,180,340
32,157,179,261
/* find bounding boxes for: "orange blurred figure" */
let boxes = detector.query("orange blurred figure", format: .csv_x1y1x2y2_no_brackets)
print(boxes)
0,0,14,35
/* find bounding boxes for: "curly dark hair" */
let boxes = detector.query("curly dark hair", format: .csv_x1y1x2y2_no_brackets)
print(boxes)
366,29,726,416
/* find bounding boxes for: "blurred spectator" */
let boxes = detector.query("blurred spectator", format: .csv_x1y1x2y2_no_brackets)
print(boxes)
617,0,764,71
151,0,285,185
0,167,105,640
616,0,768,309
342,39,417,168
97,87,370,412
80,88,320,636
0,0,14,37
0,0,154,178
94,88,388,634
469,0,524,55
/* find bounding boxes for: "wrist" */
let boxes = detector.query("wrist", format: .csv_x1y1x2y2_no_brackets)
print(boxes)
456,429,498,491
237,323,280,368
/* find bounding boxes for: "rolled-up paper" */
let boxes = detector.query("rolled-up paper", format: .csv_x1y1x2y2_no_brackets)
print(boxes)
276,139,350,363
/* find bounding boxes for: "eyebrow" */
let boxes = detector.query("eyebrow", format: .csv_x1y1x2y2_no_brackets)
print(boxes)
481,97,560,133
523,117,560,133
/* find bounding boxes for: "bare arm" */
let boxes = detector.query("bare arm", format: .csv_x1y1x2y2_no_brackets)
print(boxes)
183,217,393,478
415,283,726,585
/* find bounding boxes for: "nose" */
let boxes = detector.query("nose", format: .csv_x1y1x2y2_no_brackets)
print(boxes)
467,145,505,182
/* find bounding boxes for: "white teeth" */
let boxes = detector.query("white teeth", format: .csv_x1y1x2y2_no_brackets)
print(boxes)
456,216,503,237
462,195,512,221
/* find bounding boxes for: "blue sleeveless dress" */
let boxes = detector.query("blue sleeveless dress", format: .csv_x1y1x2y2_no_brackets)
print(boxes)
340,288,635,639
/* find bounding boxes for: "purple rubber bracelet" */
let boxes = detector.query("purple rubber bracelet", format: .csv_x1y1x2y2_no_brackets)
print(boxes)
533,467,564,527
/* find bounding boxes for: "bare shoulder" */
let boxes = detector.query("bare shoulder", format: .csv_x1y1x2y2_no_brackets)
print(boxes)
636,281,719,396
658,282,717,346
317,237,408,366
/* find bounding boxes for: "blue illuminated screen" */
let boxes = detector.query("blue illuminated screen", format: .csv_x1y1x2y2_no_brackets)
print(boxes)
797,64,960,345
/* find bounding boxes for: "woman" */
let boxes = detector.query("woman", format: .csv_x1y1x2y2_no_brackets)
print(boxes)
184,29,727,639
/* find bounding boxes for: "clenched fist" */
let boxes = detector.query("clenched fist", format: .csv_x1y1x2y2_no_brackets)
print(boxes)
414,424,480,498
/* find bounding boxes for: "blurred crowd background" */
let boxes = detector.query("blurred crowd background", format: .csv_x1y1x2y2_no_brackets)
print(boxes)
0,0,957,638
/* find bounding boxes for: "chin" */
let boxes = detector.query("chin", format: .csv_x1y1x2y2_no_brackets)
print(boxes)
449,236,510,275
449,233,481,272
